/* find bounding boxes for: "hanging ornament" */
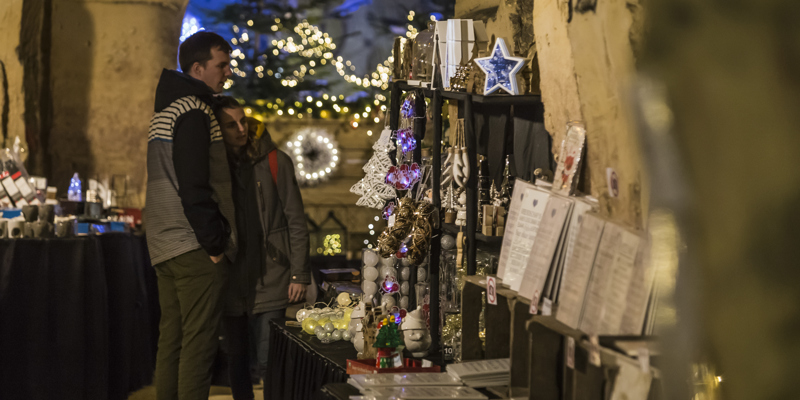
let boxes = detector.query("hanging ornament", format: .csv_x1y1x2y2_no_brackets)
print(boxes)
385,163,421,190
474,38,525,95
383,202,396,220
400,96,415,119
395,128,417,154
372,128,396,153
381,276,400,294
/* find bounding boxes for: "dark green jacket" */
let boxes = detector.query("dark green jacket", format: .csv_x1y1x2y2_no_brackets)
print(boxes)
227,127,311,315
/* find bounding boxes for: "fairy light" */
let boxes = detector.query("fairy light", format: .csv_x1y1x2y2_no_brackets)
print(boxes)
227,12,425,127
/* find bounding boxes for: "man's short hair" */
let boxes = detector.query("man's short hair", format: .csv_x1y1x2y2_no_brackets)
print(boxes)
217,96,242,110
179,32,232,73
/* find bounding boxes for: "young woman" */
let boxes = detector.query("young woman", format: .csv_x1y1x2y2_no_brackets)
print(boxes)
216,96,311,400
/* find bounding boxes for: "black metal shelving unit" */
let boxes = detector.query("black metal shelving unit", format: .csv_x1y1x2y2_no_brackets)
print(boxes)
387,80,543,359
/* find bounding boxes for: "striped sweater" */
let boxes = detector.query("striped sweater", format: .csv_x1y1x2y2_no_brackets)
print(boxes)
145,70,237,265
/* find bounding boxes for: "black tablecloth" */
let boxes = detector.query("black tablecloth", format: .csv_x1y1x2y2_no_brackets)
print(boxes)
0,234,159,400
265,320,357,400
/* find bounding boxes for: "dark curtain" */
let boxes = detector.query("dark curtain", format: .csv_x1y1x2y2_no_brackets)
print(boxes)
0,234,157,400
264,321,353,400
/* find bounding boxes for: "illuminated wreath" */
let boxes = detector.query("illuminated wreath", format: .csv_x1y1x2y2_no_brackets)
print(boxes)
284,128,340,186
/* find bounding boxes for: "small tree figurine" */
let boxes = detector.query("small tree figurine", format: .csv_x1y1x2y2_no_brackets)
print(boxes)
373,316,403,368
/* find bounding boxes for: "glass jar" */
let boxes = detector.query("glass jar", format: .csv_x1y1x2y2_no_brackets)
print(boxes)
411,21,436,82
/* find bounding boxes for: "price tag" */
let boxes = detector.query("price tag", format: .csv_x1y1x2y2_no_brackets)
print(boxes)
422,359,433,368
565,337,575,369
638,347,650,374
388,214,396,227
542,298,552,316
589,335,601,367
487,277,498,305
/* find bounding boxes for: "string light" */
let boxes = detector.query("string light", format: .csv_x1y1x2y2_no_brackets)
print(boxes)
225,11,424,129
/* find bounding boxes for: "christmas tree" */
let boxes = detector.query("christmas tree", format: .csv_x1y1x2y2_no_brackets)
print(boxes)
207,0,395,121
373,316,402,348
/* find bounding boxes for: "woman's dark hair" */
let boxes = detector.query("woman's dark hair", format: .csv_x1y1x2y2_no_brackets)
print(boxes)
216,95,242,110
179,32,232,73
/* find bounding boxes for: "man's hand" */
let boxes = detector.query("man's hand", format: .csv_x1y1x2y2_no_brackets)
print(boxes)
210,254,224,264
288,283,307,303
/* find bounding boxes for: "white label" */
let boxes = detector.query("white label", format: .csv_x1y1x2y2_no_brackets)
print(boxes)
542,298,553,316
2,177,19,197
487,277,498,305
422,359,433,368
388,214,396,227
566,337,575,369
14,177,32,197
15,198,28,206
638,347,650,374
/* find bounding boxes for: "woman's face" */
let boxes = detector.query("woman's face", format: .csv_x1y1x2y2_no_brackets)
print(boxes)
219,106,249,150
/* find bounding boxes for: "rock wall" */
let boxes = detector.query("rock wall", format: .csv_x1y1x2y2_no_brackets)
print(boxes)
48,0,187,207
0,1,27,153
534,0,647,229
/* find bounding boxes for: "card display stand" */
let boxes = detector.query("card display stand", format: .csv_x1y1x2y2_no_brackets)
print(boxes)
460,277,660,400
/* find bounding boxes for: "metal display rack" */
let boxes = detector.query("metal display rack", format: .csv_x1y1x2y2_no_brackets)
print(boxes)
386,80,544,357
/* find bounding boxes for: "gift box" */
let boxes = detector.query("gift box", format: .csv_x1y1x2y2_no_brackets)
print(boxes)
346,358,441,375
439,19,489,89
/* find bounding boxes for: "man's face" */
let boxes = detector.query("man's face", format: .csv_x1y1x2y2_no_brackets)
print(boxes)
192,47,232,93
219,107,249,150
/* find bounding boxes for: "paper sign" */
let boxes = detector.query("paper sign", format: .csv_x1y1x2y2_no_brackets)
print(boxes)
542,298,552,316
497,181,550,291
566,337,575,369
518,196,572,300
487,277,498,305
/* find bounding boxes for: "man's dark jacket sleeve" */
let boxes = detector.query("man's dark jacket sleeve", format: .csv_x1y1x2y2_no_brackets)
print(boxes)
172,109,230,256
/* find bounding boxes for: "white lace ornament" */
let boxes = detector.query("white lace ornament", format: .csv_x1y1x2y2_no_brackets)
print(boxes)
372,128,396,153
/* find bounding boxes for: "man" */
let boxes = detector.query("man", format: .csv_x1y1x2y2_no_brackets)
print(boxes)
215,97,311,400
145,31,237,400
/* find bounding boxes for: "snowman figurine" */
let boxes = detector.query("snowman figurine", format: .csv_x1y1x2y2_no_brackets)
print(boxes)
400,306,432,358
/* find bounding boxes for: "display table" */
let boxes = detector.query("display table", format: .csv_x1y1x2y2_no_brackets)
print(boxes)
0,233,159,400
265,320,356,400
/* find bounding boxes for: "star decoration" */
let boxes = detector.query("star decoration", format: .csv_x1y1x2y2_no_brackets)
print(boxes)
474,38,525,95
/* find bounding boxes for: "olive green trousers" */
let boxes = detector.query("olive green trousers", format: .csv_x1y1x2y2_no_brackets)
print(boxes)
153,248,229,400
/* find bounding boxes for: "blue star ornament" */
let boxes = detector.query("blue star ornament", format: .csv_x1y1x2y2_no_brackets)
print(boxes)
474,38,525,95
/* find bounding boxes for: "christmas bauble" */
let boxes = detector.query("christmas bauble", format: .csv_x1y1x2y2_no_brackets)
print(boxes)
441,235,456,250
363,281,378,296
417,267,428,282
400,296,409,309
363,266,379,282
302,318,318,335
400,266,411,281
363,250,380,268
381,294,396,309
